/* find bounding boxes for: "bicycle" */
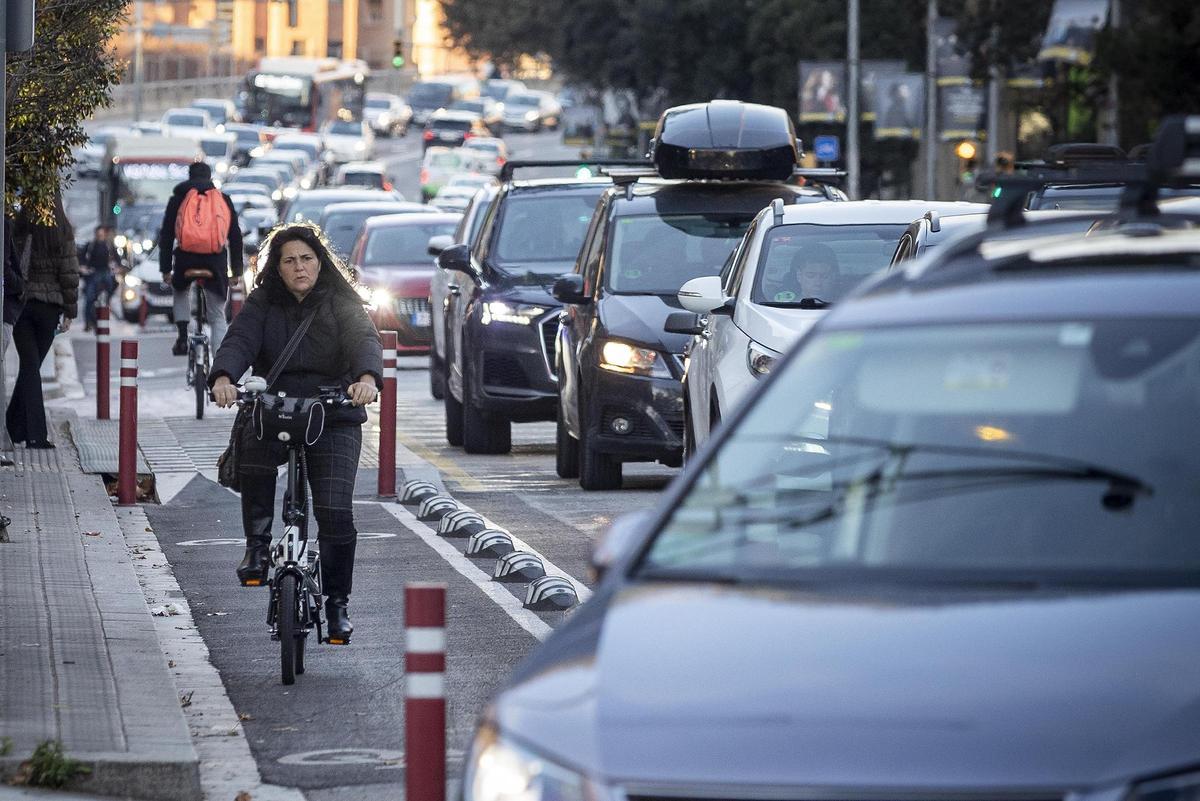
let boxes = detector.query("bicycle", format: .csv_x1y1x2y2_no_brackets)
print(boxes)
182,269,213,420
232,377,355,685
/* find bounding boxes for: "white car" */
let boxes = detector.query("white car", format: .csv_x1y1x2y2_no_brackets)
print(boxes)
678,199,987,455
161,107,214,136
459,137,508,174
431,185,478,213
419,147,488,203
364,92,412,137
319,118,375,163
334,160,392,190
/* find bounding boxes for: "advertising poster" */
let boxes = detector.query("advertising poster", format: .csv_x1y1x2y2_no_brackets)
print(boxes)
874,72,925,140
798,61,847,123
1039,0,1110,66
861,60,906,121
935,18,971,86
939,84,987,140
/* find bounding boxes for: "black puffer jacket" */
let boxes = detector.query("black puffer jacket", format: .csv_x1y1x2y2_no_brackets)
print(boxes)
15,202,78,319
209,276,382,425
159,178,244,297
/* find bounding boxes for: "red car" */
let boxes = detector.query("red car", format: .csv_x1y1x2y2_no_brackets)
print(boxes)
350,212,462,353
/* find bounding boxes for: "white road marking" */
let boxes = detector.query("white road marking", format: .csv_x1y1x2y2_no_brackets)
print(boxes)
380,502,552,641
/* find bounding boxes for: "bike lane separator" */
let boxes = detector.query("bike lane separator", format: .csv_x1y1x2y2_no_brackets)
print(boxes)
116,506,307,801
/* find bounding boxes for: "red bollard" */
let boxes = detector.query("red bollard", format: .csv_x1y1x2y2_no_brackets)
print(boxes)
405,583,446,801
378,331,397,498
230,282,244,319
96,306,111,420
117,340,139,505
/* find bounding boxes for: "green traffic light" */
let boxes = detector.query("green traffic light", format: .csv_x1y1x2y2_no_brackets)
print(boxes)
575,166,593,179
992,186,1003,198
392,55,404,68
112,204,121,215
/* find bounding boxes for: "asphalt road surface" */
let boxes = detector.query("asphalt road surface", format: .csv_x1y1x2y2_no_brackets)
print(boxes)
60,127,676,799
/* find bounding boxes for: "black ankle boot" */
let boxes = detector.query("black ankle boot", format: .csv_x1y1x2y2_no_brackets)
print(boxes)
172,321,189,356
237,475,275,586
321,540,356,643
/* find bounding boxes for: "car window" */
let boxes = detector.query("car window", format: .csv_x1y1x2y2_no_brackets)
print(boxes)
428,152,462,169
724,217,759,296
491,191,603,272
890,233,914,266
750,223,909,306
365,98,390,109
642,318,1200,582
606,214,752,295
341,172,384,188
363,222,459,266
327,120,363,136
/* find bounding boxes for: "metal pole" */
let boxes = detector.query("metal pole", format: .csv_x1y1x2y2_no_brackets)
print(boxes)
118,340,139,505
377,331,397,498
923,0,938,199
846,0,860,199
985,23,1001,165
133,0,144,122
96,306,111,420
1101,0,1120,146
404,583,446,801
1,1,10,458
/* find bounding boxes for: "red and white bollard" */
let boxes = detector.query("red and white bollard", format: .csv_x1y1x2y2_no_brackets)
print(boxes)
117,340,138,506
230,282,244,320
95,306,111,420
378,331,398,498
405,583,446,801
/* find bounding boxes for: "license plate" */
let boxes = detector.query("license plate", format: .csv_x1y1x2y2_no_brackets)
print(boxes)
411,310,432,327
438,132,458,140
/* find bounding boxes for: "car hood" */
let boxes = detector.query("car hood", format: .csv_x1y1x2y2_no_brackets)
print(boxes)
496,583,1200,791
736,301,828,354
598,293,690,354
358,265,433,294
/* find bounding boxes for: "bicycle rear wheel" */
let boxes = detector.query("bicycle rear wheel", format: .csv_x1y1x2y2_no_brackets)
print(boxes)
278,574,299,685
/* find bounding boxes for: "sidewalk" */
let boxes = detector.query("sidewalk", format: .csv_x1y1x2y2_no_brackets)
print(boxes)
0,416,202,800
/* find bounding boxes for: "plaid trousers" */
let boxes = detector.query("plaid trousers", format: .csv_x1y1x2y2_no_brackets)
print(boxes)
239,422,362,545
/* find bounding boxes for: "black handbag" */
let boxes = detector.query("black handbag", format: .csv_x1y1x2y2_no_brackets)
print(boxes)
252,394,326,446
216,303,323,490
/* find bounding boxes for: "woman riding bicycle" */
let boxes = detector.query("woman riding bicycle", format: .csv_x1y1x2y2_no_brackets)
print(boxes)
210,223,381,643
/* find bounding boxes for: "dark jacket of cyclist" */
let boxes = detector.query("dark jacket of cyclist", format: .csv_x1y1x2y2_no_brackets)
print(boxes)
159,162,244,356
209,223,381,643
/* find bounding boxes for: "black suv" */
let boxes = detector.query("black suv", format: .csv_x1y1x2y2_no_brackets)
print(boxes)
553,100,838,490
436,161,645,454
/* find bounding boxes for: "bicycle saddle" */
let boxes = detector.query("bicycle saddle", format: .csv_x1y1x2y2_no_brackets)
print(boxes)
183,268,214,280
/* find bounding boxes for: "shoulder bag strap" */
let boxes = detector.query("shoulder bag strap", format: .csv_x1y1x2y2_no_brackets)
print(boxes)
263,299,323,391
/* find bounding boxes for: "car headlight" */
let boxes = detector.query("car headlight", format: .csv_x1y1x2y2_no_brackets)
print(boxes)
300,177,313,189
250,146,265,158
122,287,138,302
283,186,298,199
131,241,144,255
1130,769,1200,801
481,301,545,326
524,110,539,122
123,273,143,288
113,234,128,250
142,238,154,252
747,340,780,378
464,724,590,801
600,340,670,377
369,287,392,309
271,189,282,201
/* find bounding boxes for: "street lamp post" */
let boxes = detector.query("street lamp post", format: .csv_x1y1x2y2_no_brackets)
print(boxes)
923,0,938,199
846,0,860,199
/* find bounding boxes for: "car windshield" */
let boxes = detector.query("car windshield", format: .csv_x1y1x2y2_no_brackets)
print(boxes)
200,140,229,157
365,97,390,109
432,118,472,132
235,173,279,190
341,172,384,188
451,100,484,113
607,214,751,294
288,194,385,223
492,191,603,272
751,223,909,306
427,152,465,169
194,104,226,121
322,207,401,255
640,318,1200,585
231,129,261,145
167,113,204,127
363,222,458,266
326,120,362,136
409,83,453,105
507,94,540,108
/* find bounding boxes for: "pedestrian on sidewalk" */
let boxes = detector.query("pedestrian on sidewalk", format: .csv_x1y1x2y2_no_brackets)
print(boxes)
7,192,78,449
209,223,381,644
3,215,26,358
78,224,119,332
158,161,243,356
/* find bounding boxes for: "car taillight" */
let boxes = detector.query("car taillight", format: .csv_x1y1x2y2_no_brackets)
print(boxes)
497,156,505,166
463,132,474,141
420,168,429,184
423,130,434,141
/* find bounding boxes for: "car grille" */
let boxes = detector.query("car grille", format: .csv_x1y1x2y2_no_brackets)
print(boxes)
539,315,558,379
483,353,530,389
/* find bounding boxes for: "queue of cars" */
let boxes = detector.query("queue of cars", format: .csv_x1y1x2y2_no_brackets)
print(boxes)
452,109,1200,801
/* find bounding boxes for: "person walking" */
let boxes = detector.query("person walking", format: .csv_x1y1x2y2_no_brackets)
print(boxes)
209,223,381,643
3,215,25,357
159,161,243,356
7,193,79,449
79,225,119,332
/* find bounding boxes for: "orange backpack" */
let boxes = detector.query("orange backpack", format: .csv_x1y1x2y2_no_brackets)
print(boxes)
175,188,230,255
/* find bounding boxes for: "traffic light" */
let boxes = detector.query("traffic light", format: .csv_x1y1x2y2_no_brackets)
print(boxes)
391,39,405,69
955,140,979,185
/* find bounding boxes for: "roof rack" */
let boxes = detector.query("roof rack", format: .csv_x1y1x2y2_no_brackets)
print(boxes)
498,159,651,183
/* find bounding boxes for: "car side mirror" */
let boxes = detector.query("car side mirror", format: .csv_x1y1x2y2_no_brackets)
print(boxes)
436,243,472,276
677,275,729,314
427,234,454,257
590,509,652,582
664,311,703,336
551,273,590,305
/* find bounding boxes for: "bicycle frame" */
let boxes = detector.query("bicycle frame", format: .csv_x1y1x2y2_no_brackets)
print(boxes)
266,446,324,643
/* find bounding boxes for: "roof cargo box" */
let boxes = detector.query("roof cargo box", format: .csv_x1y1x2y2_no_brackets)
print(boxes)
651,100,799,181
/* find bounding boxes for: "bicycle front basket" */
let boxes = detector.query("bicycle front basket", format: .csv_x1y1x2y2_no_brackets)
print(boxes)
253,394,326,446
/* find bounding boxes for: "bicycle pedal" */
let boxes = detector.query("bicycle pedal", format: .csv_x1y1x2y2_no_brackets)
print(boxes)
240,577,265,587
325,636,351,646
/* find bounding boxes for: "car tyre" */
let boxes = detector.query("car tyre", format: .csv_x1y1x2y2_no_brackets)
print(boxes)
462,366,511,455
444,379,464,447
555,395,579,479
683,396,697,465
579,417,622,491
430,352,446,400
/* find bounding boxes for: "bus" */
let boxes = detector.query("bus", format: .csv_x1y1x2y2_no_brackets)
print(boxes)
241,57,368,131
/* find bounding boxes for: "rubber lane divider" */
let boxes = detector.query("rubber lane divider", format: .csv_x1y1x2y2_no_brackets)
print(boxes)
118,339,138,505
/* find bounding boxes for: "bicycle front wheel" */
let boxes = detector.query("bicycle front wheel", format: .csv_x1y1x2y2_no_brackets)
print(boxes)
194,362,207,420
278,574,299,685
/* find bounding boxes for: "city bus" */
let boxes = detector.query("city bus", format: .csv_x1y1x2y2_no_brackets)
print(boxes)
241,57,368,131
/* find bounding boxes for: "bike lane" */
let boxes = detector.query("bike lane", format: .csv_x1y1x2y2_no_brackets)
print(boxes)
144,469,540,798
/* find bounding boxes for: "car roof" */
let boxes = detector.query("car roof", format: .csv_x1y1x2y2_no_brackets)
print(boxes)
463,137,503,147
430,110,480,122
362,212,462,230
294,188,395,199
777,199,988,225
321,201,423,216
338,161,388,173
506,178,616,194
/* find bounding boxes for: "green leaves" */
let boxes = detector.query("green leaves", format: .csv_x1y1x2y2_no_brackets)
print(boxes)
5,0,128,221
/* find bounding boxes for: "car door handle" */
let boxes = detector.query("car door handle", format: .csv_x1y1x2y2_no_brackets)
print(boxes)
447,284,460,295
700,329,712,340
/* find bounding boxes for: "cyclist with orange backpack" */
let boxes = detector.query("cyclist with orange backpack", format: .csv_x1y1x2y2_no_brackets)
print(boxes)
159,161,244,355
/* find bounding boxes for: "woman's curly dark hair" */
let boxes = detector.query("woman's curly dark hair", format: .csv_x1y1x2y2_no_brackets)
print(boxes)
253,222,364,304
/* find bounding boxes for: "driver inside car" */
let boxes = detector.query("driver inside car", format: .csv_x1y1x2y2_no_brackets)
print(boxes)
775,243,840,302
